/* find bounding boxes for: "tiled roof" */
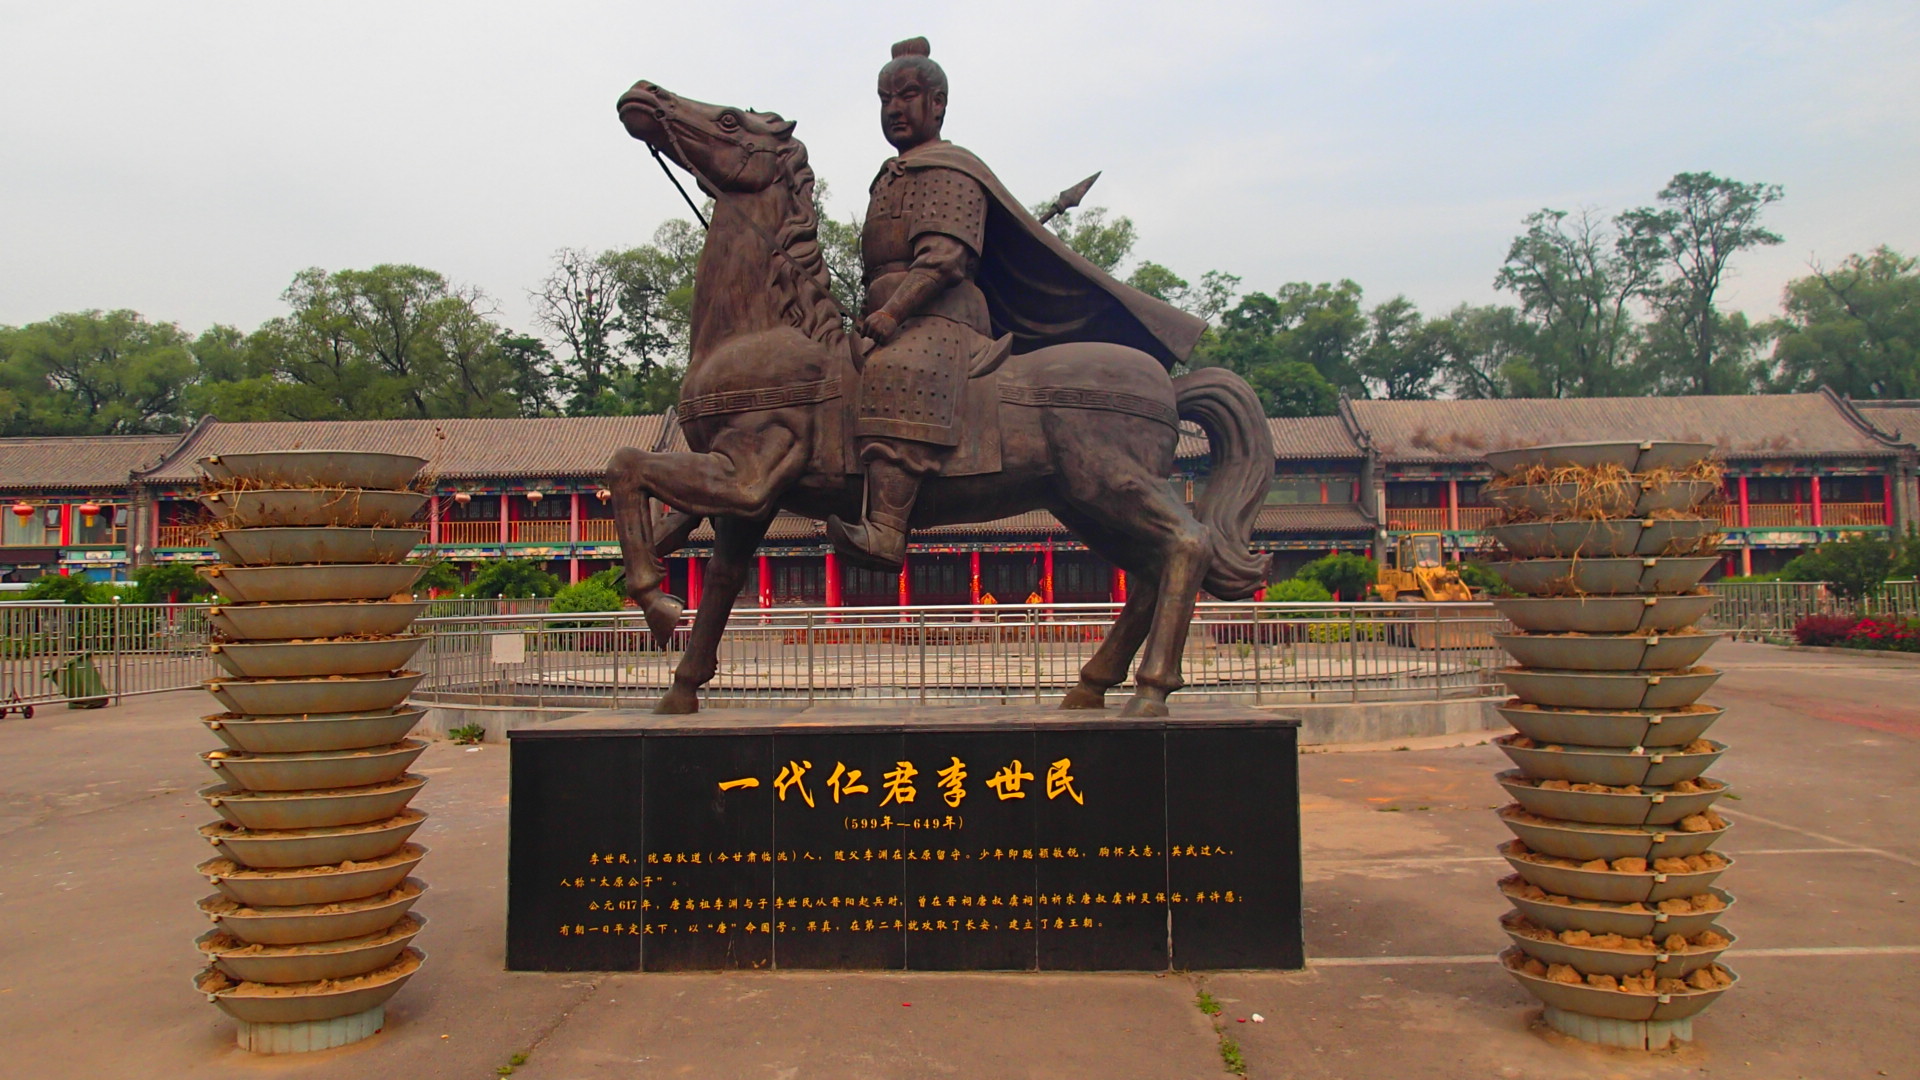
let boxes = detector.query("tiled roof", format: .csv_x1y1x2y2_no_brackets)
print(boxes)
0,434,181,491
1852,400,1920,449
1344,394,1901,463
1175,416,1361,463
688,512,823,543
1252,503,1375,537
138,416,672,483
919,510,1064,536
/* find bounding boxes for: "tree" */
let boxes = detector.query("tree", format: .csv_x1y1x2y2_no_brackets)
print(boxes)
1620,172,1784,395
126,563,213,603
1768,247,1920,398
531,248,628,411
1786,534,1895,605
1127,264,1241,324
1494,209,1657,397
1357,296,1447,400
1193,281,1366,413
0,310,197,435
1296,553,1378,600
1041,206,1137,273
462,559,559,599
1430,304,1545,399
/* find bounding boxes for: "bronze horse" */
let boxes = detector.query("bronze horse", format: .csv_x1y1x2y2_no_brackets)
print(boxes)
608,80,1274,717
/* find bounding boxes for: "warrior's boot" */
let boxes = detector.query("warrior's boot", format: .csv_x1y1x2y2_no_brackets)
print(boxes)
827,459,919,571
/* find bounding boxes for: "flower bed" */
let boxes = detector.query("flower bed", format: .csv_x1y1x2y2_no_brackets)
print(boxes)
1793,614,1920,652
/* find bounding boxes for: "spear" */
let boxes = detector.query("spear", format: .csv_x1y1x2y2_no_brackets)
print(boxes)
1034,171,1101,226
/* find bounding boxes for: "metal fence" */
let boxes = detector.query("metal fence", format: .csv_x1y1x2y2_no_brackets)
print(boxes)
412,601,1511,710
1703,580,1919,638
0,601,215,709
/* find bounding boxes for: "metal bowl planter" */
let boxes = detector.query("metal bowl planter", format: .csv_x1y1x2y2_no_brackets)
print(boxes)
1498,668,1722,710
1501,949,1737,1022
1488,519,1718,559
1485,441,1716,477
205,671,423,716
1487,479,1718,520
200,775,427,831
1501,877,1734,939
210,601,424,642
1495,703,1723,749
204,708,426,755
198,880,425,947
1500,842,1733,903
197,915,426,985
1496,770,1729,826
1500,914,1735,980
197,947,426,1026
212,527,425,567
203,740,427,793
1496,806,1730,862
198,811,426,870
200,451,428,491
201,489,426,529
1493,595,1714,635
1493,632,1722,672
198,564,425,604
210,636,426,679
1492,557,1718,597
1495,736,1726,787
197,844,427,907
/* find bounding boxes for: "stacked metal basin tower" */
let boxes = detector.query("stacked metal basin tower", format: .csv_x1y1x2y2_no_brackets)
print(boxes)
189,451,433,1054
1482,441,1738,1050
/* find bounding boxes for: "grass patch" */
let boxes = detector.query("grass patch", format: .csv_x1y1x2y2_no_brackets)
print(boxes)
1195,989,1222,1016
1219,1035,1247,1075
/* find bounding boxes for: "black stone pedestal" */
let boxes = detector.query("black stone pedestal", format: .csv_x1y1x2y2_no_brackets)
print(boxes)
506,705,1302,972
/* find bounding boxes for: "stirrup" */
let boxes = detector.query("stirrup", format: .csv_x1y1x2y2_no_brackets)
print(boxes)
826,515,905,572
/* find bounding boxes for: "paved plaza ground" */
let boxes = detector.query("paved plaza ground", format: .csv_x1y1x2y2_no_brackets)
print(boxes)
1,641,1915,1079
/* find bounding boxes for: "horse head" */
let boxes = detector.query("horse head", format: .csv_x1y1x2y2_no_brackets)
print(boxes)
617,80,797,196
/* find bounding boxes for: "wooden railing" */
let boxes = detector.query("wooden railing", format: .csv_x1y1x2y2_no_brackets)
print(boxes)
1455,507,1500,531
580,519,618,542
156,525,211,548
1743,503,1813,528
438,521,501,545
1384,507,1447,532
1822,501,1886,526
509,521,570,544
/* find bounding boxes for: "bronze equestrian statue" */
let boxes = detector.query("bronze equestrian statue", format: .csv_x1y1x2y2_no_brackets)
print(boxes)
609,37,1274,717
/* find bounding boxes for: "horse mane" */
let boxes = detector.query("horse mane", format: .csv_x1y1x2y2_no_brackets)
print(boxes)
767,138,848,349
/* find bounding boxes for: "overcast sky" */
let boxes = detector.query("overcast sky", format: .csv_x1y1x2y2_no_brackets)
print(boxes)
3,1,1915,339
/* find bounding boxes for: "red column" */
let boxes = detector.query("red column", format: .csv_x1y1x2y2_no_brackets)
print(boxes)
428,495,441,545
1810,475,1823,526
1885,474,1894,528
897,554,911,608
687,557,704,610
499,491,511,545
59,504,71,545
1737,476,1750,527
1042,544,1055,604
969,551,982,604
757,555,772,608
1446,478,1459,531
1741,547,1752,576
570,492,581,543
1112,566,1127,603
824,552,843,608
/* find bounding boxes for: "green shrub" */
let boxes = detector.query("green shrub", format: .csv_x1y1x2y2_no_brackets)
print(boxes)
1297,553,1377,600
1783,534,1894,604
462,559,560,599
1456,561,1516,597
411,560,462,596
126,563,213,604
23,573,116,604
551,579,625,615
1262,578,1333,603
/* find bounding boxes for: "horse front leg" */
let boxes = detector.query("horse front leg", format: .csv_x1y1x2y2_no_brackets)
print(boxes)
607,426,805,647
1061,575,1159,710
656,514,771,715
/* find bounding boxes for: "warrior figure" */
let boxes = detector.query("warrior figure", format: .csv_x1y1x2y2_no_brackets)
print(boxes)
827,38,994,570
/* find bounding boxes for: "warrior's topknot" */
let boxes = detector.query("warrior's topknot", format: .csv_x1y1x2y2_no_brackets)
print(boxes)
881,36,947,96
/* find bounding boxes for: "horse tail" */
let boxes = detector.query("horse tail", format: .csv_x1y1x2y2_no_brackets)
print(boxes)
1173,367,1274,600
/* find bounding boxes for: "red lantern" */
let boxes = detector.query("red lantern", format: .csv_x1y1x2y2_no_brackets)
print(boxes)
526,489,543,503
10,501,33,520
596,488,612,502
453,491,472,504
79,502,102,527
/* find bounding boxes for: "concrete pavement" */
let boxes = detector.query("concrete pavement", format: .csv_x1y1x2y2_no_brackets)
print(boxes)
0,640,1914,1079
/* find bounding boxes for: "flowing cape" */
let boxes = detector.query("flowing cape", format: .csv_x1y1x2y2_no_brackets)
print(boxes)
879,142,1206,368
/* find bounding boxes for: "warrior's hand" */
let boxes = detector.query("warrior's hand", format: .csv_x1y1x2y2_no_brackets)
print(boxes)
860,310,900,345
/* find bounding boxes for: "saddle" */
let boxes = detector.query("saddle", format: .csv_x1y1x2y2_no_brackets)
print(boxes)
819,333,1012,479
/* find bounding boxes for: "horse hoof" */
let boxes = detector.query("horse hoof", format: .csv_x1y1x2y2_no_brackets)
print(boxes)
654,687,699,715
1119,694,1169,718
1059,684,1107,710
643,593,686,649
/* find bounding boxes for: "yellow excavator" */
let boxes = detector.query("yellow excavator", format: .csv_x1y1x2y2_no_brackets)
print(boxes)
1370,533,1474,602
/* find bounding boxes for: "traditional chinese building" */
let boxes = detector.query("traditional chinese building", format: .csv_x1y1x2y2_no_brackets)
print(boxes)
0,390,1910,593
